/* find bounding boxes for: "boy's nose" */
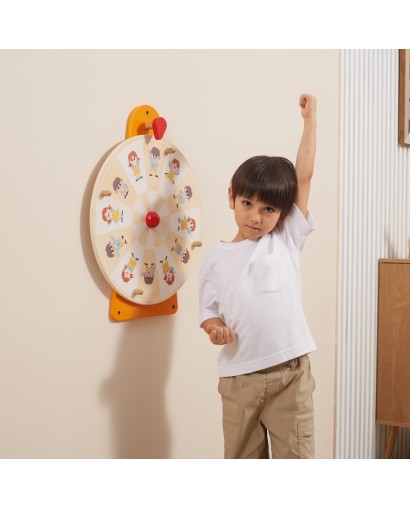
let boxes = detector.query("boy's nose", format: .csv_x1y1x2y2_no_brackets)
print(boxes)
250,214,261,224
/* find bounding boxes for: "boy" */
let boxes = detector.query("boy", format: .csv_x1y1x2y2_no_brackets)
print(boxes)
199,94,317,459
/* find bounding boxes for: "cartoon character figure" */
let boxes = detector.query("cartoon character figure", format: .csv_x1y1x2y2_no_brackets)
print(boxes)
112,177,129,198
105,235,127,258
142,262,155,285
160,256,175,285
101,205,123,224
128,151,143,182
171,238,190,264
178,215,196,234
165,158,181,184
121,253,139,282
149,147,160,178
173,185,193,209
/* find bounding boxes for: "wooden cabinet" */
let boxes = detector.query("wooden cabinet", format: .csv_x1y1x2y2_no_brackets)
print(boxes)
377,259,410,457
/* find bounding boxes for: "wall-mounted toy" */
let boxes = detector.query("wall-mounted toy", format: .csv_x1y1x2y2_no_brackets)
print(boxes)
90,105,202,321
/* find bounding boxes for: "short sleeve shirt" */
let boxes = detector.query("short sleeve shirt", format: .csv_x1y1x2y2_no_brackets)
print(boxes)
199,204,317,377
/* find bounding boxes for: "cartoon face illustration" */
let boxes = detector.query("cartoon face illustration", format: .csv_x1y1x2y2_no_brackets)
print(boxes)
181,249,190,264
173,185,192,208
171,238,190,264
113,177,129,198
165,158,182,184
142,262,155,285
170,159,180,172
121,254,139,282
184,186,193,201
128,151,143,181
102,205,123,224
160,256,175,285
148,147,161,177
164,270,175,285
105,241,116,258
187,217,196,233
178,215,196,234
128,151,140,169
151,147,160,162
105,235,127,258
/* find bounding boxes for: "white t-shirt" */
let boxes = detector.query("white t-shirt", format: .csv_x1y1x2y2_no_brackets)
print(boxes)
199,204,317,377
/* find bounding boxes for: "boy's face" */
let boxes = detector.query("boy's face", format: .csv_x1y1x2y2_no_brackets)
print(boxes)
228,188,281,242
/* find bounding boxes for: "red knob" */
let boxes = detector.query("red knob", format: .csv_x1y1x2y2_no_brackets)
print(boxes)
152,117,167,140
146,211,160,228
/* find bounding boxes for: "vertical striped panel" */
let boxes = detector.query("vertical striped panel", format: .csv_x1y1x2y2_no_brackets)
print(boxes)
338,49,410,458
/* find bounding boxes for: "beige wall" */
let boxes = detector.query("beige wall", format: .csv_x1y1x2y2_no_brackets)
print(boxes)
0,50,338,458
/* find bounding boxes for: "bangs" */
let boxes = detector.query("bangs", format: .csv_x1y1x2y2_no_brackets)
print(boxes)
231,156,297,214
239,173,292,210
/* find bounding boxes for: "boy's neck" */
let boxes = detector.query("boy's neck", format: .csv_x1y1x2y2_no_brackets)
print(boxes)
230,231,258,243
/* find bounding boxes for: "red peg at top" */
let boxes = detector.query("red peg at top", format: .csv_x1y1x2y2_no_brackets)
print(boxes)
152,117,167,140
144,116,167,139
146,211,160,228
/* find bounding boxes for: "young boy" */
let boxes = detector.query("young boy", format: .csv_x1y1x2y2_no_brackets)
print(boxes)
199,94,317,459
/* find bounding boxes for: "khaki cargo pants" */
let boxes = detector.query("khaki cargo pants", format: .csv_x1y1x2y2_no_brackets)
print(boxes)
218,355,315,459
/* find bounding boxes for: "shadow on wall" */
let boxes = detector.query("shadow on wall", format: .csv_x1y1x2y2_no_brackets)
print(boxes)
100,317,174,458
82,146,174,458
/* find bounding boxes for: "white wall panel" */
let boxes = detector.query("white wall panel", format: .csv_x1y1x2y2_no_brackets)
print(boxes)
338,49,410,458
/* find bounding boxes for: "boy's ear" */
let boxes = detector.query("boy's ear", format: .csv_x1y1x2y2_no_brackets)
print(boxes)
228,187,235,209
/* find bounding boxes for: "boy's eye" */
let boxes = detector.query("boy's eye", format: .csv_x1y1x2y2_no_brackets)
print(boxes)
265,207,275,213
242,200,251,207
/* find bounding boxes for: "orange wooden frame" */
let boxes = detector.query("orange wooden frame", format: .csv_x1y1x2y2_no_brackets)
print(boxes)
109,105,178,321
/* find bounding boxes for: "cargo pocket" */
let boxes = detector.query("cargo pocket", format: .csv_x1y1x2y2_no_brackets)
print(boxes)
297,420,315,459
251,253,289,293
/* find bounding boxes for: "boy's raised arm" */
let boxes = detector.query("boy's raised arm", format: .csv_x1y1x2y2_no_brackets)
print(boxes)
295,94,316,217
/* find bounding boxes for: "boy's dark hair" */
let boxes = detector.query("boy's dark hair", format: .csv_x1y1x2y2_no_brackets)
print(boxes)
231,156,297,222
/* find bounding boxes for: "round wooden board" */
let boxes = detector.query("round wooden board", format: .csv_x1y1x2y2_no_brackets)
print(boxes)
90,135,201,305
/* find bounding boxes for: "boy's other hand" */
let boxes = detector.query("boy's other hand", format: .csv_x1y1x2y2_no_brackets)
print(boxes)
209,326,236,345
